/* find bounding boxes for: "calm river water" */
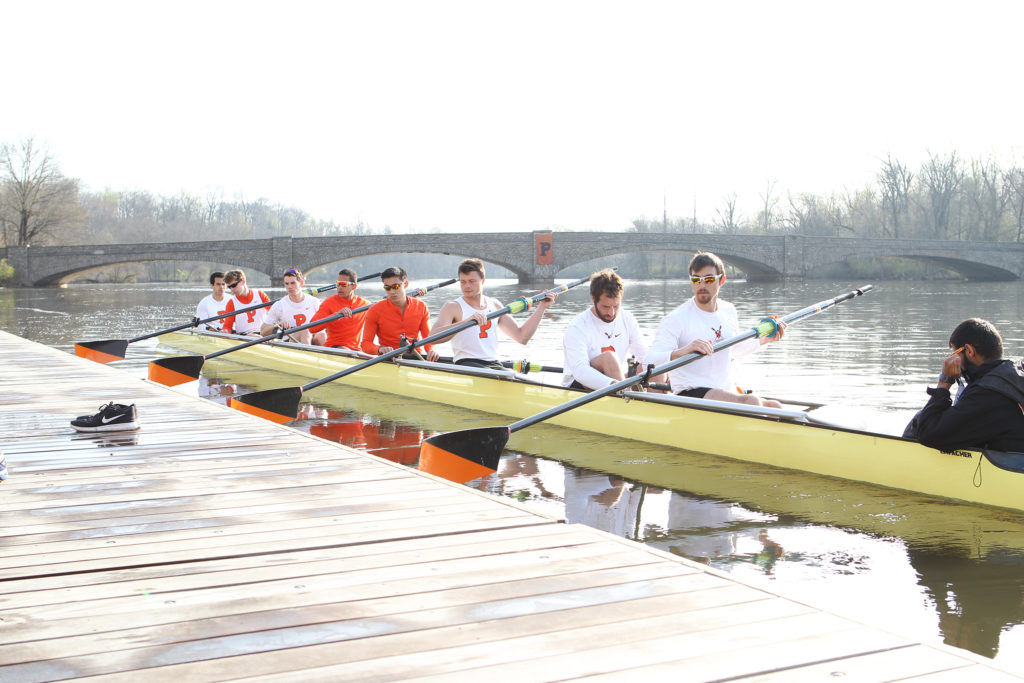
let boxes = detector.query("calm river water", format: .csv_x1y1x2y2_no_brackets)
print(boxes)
3,277,1024,669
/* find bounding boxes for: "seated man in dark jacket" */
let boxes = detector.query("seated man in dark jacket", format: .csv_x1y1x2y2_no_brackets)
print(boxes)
904,318,1024,452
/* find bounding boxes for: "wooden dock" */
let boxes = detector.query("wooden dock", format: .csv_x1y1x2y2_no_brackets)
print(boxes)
1,330,1020,681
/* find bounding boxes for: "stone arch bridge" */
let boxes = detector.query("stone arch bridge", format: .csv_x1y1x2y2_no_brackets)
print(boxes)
3,232,1022,286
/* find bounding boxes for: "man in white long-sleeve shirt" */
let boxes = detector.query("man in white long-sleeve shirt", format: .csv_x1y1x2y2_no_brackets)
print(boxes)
646,251,785,407
562,269,651,391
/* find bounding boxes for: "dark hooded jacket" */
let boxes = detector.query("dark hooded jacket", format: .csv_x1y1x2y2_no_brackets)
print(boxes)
905,359,1024,452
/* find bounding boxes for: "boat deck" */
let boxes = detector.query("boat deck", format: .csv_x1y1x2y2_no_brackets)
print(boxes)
1,330,1019,681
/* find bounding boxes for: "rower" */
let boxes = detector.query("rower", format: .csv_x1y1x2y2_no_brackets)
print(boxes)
431,258,557,371
222,269,271,336
360,266,440,362
562,268,660,391
195,271,228,331
646,251,785,407
260,268,321,344
308,268,370,350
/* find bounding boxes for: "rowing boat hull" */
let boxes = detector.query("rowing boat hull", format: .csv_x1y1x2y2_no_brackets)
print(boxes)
158,330,1023,512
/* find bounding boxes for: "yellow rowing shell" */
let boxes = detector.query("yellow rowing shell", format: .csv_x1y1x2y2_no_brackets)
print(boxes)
158,330,1024,512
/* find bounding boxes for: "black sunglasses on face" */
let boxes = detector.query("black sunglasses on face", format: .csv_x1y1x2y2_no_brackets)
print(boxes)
227,281,241,289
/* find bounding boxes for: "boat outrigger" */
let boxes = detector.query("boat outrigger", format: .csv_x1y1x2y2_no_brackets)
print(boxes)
156,299,1024,514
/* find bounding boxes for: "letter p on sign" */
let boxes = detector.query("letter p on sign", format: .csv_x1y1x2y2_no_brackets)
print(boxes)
535,232,553,265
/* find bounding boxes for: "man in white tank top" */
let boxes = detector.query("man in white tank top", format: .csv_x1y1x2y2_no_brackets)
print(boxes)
432,258,557,369
261,268,321,344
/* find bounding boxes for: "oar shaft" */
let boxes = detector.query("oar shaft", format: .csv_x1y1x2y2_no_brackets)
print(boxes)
502,360,564,374
507,284,872,433
302,270,382,296
302,275,592,393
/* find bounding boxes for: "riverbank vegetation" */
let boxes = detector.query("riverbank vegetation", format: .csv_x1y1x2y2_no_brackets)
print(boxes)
2,138,1022,282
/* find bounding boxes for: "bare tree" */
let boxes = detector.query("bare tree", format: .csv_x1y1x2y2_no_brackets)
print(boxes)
714,193,742,233
877,155,913,238
756,179,779,233
918,151,964,239
0,138,83,246
1006,165,1024,242
963,158,1010,241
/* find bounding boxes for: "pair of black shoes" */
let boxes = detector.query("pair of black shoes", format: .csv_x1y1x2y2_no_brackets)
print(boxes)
71,402,140,432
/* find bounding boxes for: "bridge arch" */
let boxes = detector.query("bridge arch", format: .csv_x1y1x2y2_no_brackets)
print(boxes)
562,248,782,281
34,259,272,287
293,236,541,282
805,240,1021,281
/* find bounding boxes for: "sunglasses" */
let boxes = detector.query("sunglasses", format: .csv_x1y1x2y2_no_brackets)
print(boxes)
690,275,719,285
383,283,404,292
283,269,299,277
947,346,964,358
336,280,355,287
227,281,242,289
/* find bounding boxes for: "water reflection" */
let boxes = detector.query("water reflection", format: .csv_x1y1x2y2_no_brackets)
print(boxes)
306,408,426,466
194,366,1024,666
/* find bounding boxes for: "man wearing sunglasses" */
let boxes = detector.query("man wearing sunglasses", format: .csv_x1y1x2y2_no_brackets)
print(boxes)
261,268,321,344
360,266,440,362
647,251,785,408
309,268,370,350
222,269,272,336
904,318,1024,451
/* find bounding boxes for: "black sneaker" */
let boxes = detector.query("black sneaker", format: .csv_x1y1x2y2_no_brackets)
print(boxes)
71,402,140,432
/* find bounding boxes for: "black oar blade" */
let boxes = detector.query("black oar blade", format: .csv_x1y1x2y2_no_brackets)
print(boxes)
228,387,303,424
418,427,508,483
148,356,205,386
74,339,129,364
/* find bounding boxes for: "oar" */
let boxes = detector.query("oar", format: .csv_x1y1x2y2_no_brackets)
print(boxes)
73,271,382,364
228,275,593,424
503,359,564,374
148,278,456,386
419,284,874,481
302,271,381,296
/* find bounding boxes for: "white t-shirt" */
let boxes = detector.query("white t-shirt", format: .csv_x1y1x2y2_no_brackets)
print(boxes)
561,307,647,390
646,298,759,393
450,296,505,362
195,294,229,331
264,293,321,331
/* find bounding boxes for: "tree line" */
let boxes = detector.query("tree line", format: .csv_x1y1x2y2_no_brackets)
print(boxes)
2,138,1023,283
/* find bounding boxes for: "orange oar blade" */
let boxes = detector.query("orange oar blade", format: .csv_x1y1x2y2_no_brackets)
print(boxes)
74,339,129,364
227,387,303,424
418,427,507,483
148,356,205,386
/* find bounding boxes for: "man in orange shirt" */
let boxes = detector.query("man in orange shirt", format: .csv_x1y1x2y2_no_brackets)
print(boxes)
360,266,440,362
310,268,370,350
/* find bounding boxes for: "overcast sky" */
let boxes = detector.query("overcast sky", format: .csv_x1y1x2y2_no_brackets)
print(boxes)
4,1,1022,233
